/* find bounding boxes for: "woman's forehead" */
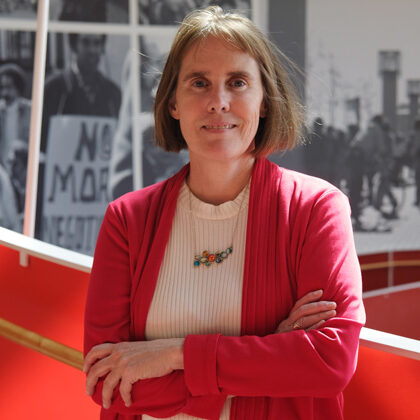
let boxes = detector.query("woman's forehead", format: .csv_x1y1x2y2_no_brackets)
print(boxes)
179,37,258,74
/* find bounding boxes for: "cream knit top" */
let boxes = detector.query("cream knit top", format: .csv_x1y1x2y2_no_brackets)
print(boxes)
143,180,250,420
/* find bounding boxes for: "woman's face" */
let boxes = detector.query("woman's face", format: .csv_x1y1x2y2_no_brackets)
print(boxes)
170,36,265,163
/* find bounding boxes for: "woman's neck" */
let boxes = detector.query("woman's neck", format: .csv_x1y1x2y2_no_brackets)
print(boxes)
187,155,255,205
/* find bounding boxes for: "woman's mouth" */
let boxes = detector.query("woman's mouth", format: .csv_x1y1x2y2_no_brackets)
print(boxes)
203,124,236,129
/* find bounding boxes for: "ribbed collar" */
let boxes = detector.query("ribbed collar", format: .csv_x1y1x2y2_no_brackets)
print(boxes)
178,180,250,220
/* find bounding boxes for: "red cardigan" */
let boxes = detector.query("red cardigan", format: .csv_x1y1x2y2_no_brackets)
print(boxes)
84,158,365,420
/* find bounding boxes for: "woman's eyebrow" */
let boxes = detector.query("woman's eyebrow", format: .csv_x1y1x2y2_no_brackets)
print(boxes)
182,71,208,82
227,71,253,79
181,70,253,82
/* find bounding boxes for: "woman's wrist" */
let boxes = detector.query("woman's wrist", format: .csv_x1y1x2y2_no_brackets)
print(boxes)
171,338,185,370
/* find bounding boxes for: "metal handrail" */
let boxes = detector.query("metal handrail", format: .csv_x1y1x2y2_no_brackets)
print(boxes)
0,317,83,370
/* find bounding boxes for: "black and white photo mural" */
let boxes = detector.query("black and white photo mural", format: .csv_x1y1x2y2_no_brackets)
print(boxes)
138,0,251,25
304,0,420,255
37,29,129,254
1,0,419,258
0,30,34,232
0,1,37,19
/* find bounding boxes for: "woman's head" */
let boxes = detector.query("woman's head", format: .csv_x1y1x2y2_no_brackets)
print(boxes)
154,6,303,157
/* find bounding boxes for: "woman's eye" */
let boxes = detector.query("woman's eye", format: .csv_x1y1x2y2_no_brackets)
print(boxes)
193,80,207,88
231,79,246,87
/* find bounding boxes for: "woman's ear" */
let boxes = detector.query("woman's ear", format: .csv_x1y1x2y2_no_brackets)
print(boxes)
169,98,179,120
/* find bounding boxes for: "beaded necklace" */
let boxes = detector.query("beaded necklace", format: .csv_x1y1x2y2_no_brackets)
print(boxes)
188,180,249,268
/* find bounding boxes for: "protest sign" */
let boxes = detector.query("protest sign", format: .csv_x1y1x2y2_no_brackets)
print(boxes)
41,115,116,255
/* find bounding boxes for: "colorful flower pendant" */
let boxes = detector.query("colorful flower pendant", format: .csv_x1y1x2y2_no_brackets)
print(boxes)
193,247,233,267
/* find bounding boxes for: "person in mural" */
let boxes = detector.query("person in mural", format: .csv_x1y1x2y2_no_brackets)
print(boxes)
0,162,19,230
304,117,330,180
36,31,122,240
40,32,121,154
412,119,420,208
345,124,365,231
84,7,365,420
374,119,398,219
0,63,31,231
8,138,29,222
109,38,188,199
358,115,384,207
0,63,31,176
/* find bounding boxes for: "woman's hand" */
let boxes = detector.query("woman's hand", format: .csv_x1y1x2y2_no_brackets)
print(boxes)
275,289,336,333
83,338,184,409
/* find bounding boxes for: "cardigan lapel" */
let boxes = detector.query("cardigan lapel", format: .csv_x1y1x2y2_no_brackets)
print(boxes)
241,158,285,335
131,164,190,339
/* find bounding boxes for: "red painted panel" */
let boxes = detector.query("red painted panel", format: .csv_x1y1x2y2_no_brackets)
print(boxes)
359,253,389,292
344,346,420,420
393,251,420,286
0,336,99,419
0,245,88,349
363,287,420,340
0,244,99,418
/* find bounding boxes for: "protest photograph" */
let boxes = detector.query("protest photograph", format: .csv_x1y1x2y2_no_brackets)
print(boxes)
138,0,251,25
37,31,129,255
0,30,34,233
139,35,189,185
0,0,36,19
304,0,420,255
139,112,189,187
139,34,172,112
109,34,188,201
49,0,129,23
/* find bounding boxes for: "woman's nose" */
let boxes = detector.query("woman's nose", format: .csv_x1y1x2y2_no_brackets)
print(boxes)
207,87,230,113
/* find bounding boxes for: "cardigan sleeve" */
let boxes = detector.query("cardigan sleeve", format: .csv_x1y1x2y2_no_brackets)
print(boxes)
183,189,366,398
84,203,226,419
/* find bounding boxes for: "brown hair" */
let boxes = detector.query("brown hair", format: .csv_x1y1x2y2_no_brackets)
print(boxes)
154,6,304,157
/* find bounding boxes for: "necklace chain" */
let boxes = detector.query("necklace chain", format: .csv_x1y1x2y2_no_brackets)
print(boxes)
188,180,249,268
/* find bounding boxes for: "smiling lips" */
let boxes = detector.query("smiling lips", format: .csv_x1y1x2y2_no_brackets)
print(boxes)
203,123,237,129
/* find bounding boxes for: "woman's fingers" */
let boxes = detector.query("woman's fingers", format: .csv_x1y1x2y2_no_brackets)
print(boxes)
292,300,336,320
85,339,184,408
292,309,336,331
102,370,122,409
293,289,323,310
83,343,114,373
120,379,133,407
86,357,112,396
276,300,337,333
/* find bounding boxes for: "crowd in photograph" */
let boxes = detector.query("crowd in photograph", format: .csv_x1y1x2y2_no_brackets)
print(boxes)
304,115,420,231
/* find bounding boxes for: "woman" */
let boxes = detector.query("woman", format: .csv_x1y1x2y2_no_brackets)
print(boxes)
84,6,365,420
